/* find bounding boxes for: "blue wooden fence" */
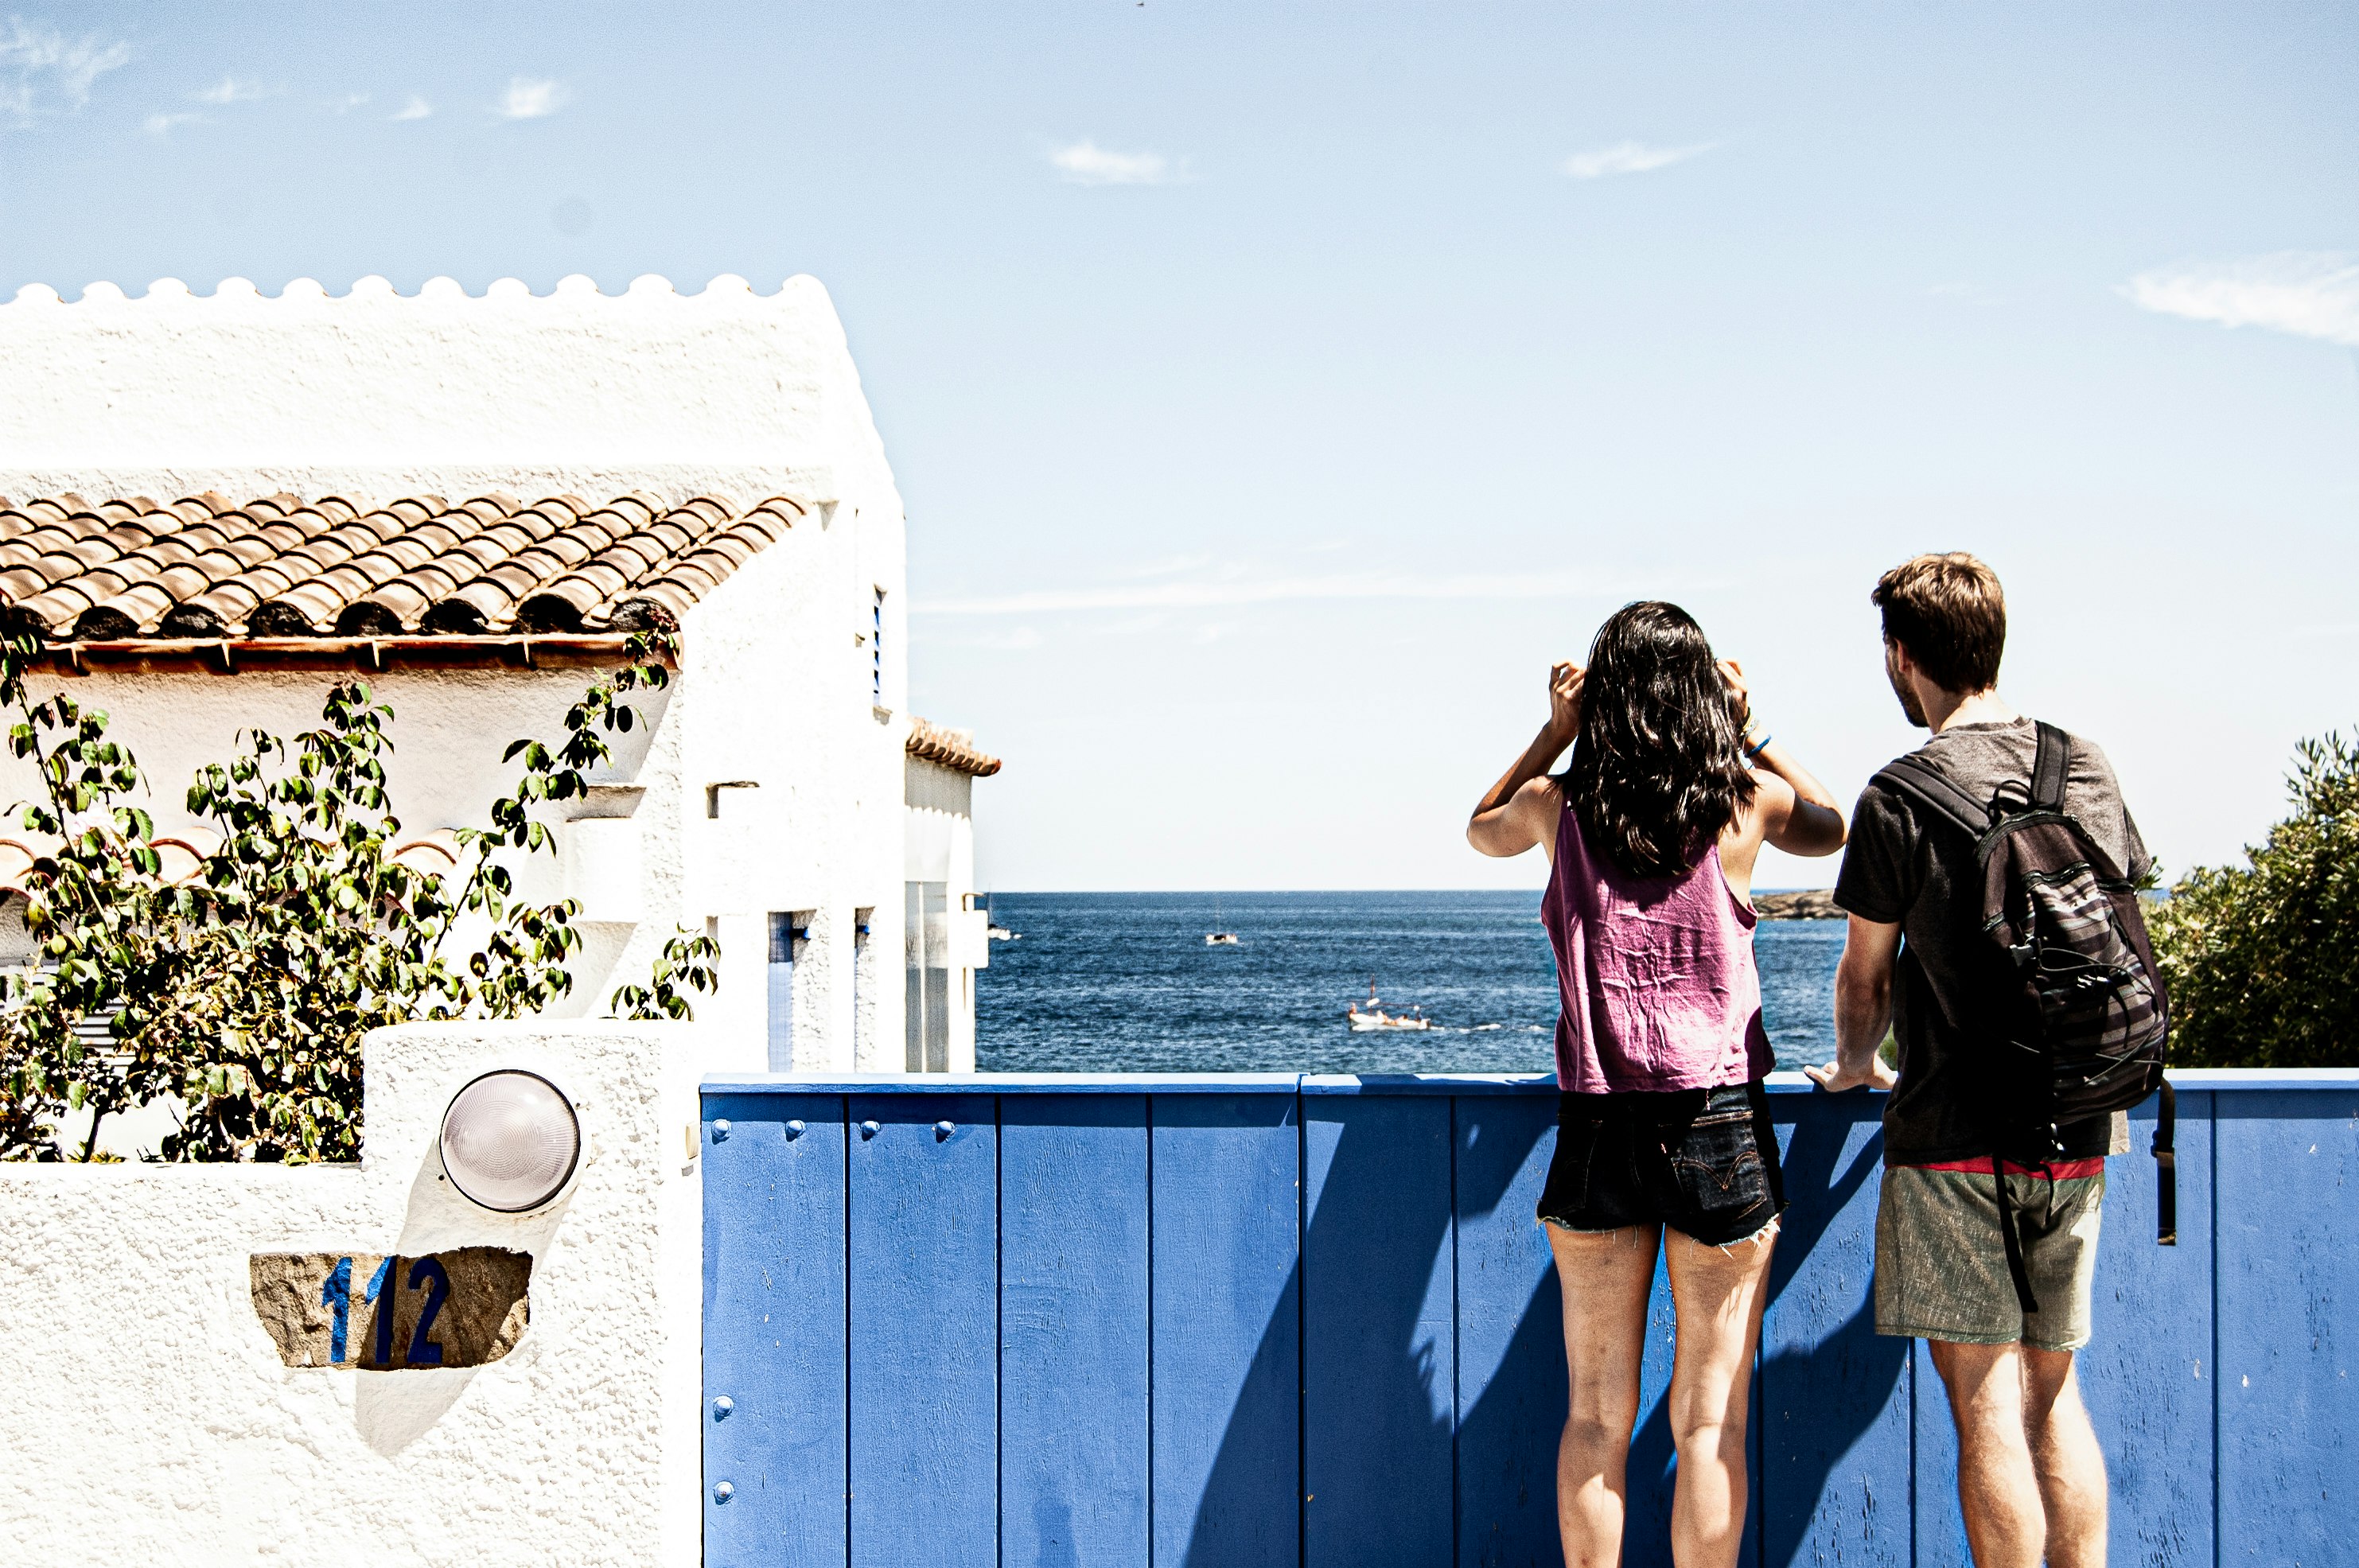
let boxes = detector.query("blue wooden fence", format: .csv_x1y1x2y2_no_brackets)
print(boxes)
700,1070,2359,1567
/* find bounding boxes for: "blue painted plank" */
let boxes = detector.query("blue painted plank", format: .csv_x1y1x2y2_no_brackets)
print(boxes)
1304,1094,1456,1568
708,1072,1307,1095
1760,1092,1910,1568
2217,1087,2359,1566
703,1092,848,1568
1151,1091,1302,1568
1451,1093,1563,1568
2075,1091,2216,1568
1302,1074,1555,1097
847,1092,998,1566
1000,1095,1151,1568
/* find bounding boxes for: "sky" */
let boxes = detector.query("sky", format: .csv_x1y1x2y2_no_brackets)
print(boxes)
2,2,2353,892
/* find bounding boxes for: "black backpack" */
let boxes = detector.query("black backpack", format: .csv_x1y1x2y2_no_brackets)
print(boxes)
1874,721,2174,1311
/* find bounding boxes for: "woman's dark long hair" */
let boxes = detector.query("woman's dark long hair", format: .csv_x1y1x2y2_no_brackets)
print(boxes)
1563,601,1758,880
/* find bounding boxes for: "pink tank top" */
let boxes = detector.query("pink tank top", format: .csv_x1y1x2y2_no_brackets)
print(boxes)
1540,797,1772,1094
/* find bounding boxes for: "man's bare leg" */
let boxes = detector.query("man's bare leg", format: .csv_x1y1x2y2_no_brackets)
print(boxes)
2020,1345,2107,1568
1547,1223,1660,1567
1662,1223,1777,1567
1929,1340,2046,1567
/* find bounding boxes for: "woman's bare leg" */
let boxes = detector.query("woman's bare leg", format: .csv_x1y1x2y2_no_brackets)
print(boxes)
1662,1222,1777,1567
1548,1222,1661,1566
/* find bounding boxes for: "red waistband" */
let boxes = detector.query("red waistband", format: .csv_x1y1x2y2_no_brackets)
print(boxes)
1905,1156,2106,1180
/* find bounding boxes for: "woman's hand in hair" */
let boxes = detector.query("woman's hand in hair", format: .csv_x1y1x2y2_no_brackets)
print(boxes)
1547,660,1586,743
1717,658,1750,728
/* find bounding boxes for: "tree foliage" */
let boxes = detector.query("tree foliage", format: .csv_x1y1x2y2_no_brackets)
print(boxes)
0,632,718,1161
2150,730,2359,1068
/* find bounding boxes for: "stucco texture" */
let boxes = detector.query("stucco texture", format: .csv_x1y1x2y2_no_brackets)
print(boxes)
0,1021,709,1567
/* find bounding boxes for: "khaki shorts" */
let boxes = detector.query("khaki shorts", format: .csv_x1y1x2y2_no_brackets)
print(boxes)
1874,1163,2106,1352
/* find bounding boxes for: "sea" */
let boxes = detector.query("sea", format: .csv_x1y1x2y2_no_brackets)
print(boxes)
975,890,1844,1077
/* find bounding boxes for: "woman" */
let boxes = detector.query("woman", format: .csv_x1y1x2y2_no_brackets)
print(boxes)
1466,601,1845,1566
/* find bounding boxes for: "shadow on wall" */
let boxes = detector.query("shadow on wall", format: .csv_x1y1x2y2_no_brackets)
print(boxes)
1178,1095,1905,1567
352,1136,578,1455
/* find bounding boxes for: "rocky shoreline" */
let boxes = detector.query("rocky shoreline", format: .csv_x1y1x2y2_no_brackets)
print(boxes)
1753,887,1841,920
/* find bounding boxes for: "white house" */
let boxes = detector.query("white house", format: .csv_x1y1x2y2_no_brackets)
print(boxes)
0,274,997,1104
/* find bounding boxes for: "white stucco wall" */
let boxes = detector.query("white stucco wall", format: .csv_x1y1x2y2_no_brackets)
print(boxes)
0,1019,745,1566
0,273,901,523
0,274,916,1073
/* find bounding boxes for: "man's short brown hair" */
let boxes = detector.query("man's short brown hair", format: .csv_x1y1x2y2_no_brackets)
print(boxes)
1872,553,2005,694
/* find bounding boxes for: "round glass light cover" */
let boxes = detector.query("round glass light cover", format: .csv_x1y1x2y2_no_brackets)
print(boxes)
439,1069,581,1212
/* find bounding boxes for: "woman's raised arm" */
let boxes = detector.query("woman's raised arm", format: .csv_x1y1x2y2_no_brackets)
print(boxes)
1466,661,1582,858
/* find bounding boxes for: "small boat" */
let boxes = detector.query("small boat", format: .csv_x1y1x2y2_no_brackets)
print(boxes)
1345,982,1433,1032
984,894,1018,941
1205,894,1240,947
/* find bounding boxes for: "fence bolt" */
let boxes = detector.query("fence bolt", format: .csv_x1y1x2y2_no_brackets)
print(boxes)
713,1480,734,1502
712,1395,734,1418
935,1120,956,1140
784,1119,805,1138
711,1119,731,1141
860,1120,882,1138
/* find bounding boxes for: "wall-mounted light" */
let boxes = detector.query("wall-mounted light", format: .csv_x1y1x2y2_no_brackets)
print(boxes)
439,1068,582,1213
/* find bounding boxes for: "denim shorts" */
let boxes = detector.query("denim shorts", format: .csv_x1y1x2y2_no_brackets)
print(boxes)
1537,1081,1785,1247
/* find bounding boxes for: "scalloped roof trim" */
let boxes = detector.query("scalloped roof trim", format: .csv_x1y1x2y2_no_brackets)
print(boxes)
5,274,824,307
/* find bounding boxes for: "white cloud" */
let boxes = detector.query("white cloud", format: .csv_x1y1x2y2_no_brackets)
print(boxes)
1048,138,1176,186
391,93,432,121
142,111,200,138
1562,139,1712,180
2123,252,2359,348
193,76,263,105
495,76,567,120
917,568,1598,616
326,91,369,113
0,19,130,124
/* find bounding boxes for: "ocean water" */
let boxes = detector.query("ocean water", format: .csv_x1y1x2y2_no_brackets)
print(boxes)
975,890,1845,1076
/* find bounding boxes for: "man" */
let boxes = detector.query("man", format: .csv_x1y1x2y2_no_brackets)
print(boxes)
1806,553,2148,1568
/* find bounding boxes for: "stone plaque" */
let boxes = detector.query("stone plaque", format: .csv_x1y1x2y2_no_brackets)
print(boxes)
250,1249,532,1370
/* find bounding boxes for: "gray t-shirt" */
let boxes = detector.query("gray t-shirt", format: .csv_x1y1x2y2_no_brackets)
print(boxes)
1834,718,2151,1165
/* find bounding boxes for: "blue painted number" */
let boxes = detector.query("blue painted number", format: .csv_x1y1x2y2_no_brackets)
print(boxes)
320,1257,352,1364
406,1256,449,1365
367,1255,395,1367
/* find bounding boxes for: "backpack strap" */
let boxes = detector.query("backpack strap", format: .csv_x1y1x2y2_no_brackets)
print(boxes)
1992,1154,2042,1313
2030,721,2071,814
1873,755,1994,842
2153,1080,2178,1246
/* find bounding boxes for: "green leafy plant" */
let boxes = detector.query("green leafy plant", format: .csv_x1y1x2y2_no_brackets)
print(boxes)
0,632,718,1162
611,927,723,1020
2150,730,2359,1068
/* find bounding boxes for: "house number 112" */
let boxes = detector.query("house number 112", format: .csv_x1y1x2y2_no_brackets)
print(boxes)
317,1255,450,1366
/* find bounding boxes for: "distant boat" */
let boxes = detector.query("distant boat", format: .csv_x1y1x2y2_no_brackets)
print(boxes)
985,893,1018,941
1345,981,1433,1033
1205,893,1239,947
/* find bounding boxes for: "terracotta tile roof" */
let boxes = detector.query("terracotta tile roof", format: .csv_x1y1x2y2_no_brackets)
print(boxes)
0,491,804,641
906,717,1002,778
